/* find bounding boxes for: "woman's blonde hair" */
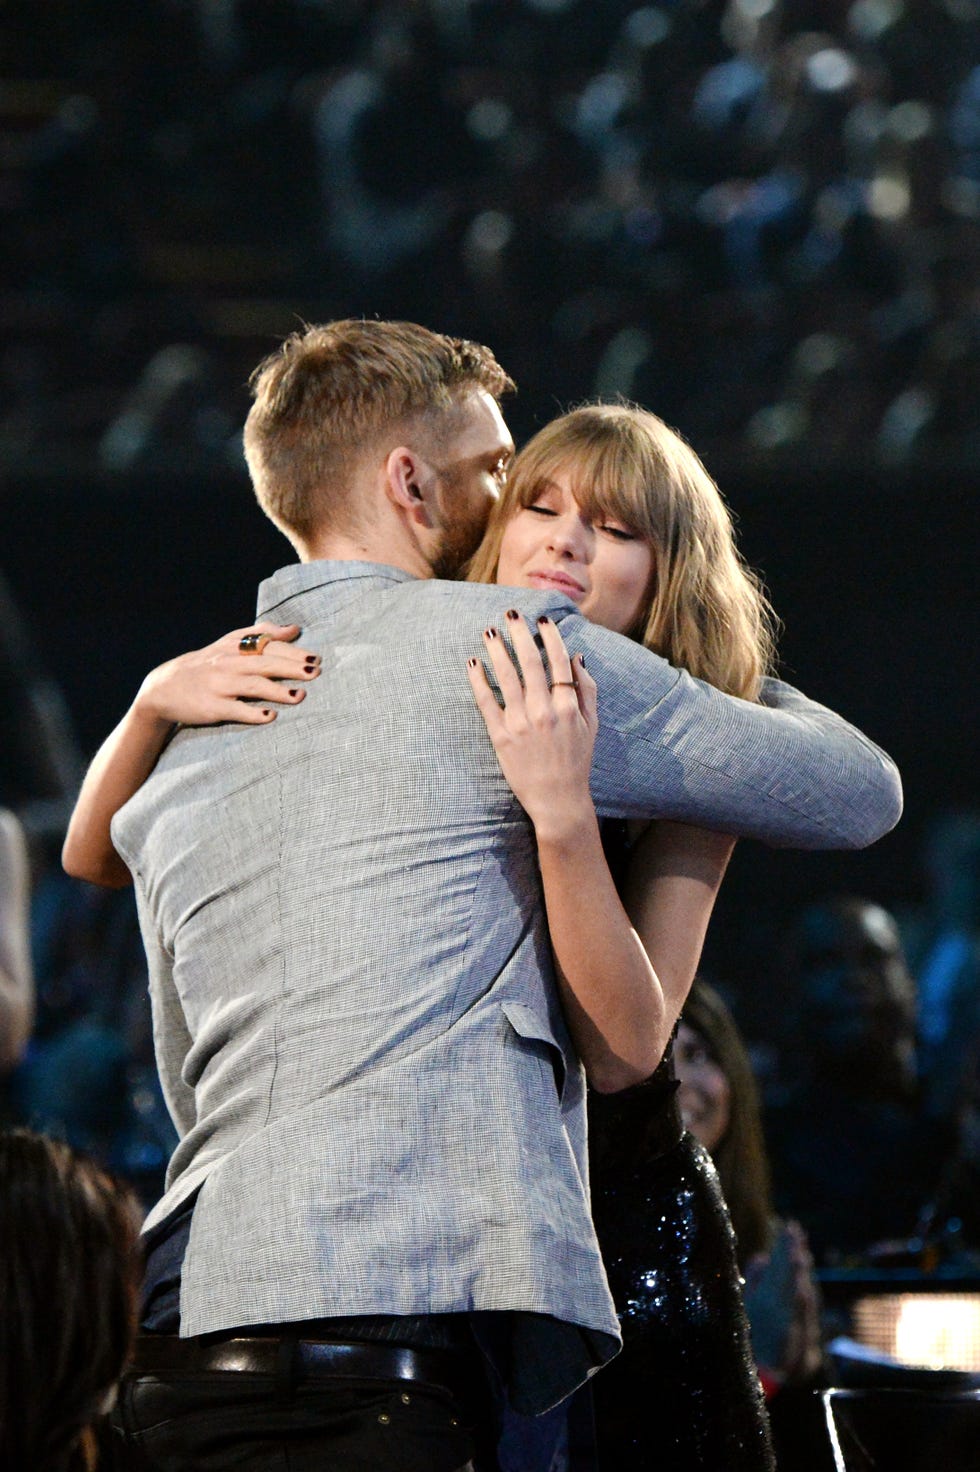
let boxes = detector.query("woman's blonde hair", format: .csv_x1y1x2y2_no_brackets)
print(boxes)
467,403,777,698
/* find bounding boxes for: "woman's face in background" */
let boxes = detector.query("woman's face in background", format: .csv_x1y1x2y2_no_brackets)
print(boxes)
675,1021,732,1152
495,470,655,636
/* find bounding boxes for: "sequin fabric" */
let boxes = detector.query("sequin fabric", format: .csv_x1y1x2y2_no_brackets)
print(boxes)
588,1047,776,1472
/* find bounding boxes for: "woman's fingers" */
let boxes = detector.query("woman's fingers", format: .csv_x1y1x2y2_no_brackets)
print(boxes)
142,622,322,729
471,613,594,722
250,622,301,641
222,674,310,706
466,617,598,827
233,646,320,681
228,701,280,725
480,625,525,711
466,656,505,736
504,611,551,706
211,623,320,687
223,624,320,674
534,615,576,689
573,654,598,732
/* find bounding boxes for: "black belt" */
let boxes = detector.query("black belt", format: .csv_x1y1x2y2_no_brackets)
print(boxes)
129,1334,476,1406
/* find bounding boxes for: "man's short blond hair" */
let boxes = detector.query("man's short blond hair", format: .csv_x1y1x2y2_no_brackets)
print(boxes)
243,319,515,544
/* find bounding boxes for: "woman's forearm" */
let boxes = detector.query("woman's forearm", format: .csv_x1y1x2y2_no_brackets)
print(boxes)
62,699,174,887
534,806,671,1094
536,816,735,1094
620,820,736,1027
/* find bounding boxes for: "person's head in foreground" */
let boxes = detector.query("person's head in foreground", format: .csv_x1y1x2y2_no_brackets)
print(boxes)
0,1129,141,1472
467,402,777,695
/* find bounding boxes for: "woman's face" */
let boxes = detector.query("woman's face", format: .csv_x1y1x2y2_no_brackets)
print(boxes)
495,470,655,636
675,1021,732,1152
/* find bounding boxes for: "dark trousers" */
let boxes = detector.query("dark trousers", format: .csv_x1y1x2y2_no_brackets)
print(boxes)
107,1363,480,1471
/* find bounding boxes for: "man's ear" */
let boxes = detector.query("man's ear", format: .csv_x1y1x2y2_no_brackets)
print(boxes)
385,446,434,526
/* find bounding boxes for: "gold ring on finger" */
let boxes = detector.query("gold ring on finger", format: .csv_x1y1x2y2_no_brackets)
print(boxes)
239,632,272,655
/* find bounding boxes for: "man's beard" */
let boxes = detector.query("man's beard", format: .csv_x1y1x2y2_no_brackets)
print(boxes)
429,484,491,579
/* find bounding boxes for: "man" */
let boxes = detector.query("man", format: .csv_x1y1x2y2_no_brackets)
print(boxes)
90,320,900,1470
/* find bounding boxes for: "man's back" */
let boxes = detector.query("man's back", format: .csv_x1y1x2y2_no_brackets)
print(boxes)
114,564,624,1361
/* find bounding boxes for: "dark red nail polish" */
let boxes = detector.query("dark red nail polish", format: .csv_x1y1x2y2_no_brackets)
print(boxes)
467,657,478,668
505,608,520,621
262,709,272,717
537,615,551,626
577,654,586,668
484,627,498,639
288,688,299,697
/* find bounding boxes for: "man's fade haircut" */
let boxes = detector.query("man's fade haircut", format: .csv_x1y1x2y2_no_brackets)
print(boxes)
244,319,515,544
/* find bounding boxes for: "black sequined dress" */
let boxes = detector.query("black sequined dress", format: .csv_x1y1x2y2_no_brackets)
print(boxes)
588,1064,775,1471
586,824,775,1471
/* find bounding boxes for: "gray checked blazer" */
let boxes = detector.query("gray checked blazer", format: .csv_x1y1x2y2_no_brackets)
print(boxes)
112,561,901,1412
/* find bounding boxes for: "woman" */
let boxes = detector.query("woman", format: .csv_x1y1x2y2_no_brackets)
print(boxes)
461,406,778,1469
63,403,777,1469
0,1128,141,1471
677,980,824,1394
676,980,827,1472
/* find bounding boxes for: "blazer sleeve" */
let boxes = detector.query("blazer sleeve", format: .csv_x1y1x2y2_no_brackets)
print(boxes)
558,615,902,850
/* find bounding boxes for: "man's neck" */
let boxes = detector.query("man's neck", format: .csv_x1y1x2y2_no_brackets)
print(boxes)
300,529,432,580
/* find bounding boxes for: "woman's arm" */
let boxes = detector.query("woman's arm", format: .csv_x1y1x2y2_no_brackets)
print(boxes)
62,624,320,888
468,613,733,1092
619,819,736,1049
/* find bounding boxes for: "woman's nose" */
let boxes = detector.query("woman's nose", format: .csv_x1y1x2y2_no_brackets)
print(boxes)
546,514,590,558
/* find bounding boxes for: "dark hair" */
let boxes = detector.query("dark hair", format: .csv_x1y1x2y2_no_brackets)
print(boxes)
681,980,774,1265
0,1130,141,1472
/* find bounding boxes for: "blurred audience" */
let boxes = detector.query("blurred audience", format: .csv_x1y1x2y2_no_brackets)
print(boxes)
0,808,33,1077
0,572,83,815
11,867,175,1212
0,1128,141,1472
0,0,977,468
766,896,951,1261
919,1036,980,1256
903,809,980,1127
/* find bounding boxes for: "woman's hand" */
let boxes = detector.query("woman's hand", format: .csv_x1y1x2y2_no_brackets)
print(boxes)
135,623,321,730
467,612,597,838
63,624,320,888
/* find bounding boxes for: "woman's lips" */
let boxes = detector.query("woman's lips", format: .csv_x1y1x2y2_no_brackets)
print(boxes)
527,569,586,600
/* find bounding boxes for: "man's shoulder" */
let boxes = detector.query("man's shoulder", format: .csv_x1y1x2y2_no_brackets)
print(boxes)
402,579,576,617
360,578,583,640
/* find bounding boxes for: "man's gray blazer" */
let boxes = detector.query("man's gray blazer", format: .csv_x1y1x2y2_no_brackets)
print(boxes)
112,560,901,1412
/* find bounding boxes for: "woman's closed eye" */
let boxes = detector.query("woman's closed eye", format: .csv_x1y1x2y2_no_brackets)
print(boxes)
526,502,635,540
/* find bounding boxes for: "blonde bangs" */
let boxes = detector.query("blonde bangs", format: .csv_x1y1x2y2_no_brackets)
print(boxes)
468,402,778,699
